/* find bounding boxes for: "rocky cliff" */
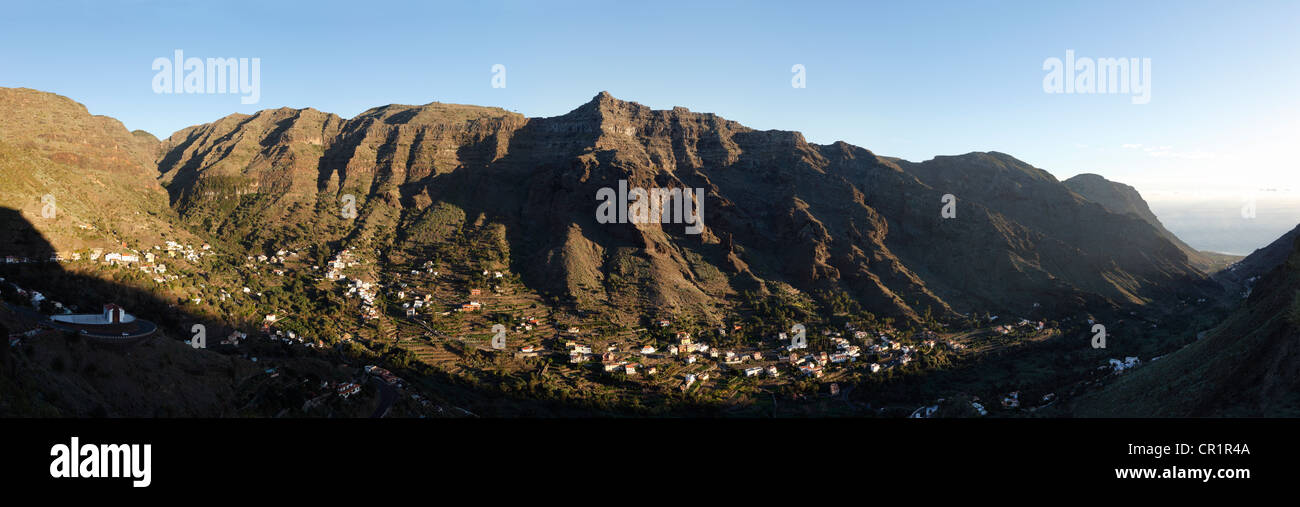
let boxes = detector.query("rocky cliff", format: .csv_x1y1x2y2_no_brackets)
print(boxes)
155,92,1219,323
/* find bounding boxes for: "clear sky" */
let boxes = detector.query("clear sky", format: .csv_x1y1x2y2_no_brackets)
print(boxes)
2,0,1298,202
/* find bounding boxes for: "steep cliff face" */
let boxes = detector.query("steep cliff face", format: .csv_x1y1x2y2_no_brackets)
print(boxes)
891,153,1220,312
154,92,1217,323
1064,174,1163,225
1063,173,1225,271
0,87,189,255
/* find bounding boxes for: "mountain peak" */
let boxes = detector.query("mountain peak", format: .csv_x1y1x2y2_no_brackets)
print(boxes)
1066,173,1132,190
574,90,623,110
1063,171,1217,269
942,151,1028,166
1068,172,1107,181
573,90,636,114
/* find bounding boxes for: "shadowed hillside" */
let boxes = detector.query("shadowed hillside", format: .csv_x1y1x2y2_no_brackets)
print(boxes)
1215,224,1300,294
1073,225,1300,416
0,206,265,416
1063,173,1240,272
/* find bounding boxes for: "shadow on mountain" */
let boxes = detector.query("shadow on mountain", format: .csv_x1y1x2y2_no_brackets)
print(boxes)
0,206,270,417
0,207,460,418
0,208,675,417
0,207,200,332
1073,231,1300,417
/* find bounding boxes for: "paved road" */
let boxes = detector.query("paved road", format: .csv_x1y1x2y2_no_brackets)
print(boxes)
369,377,398,418
3,302,47,323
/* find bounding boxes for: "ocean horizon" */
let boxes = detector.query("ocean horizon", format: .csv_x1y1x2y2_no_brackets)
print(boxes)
1150,197,1300,256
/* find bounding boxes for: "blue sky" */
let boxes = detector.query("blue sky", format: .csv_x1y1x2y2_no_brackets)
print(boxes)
2,0,1298,201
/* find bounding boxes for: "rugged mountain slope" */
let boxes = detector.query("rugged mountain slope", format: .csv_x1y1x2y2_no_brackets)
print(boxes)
1216,224,1300,292
156,92,1217,324
0,87,193,255
0,88,1244,416
889,153,1219,311
1074,226,1300,416
1063,173,1211,267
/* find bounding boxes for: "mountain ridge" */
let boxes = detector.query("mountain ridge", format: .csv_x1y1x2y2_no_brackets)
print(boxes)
2,86,1275,418
0,87,1225,327
1062,172,1239,272
145,90,1219,324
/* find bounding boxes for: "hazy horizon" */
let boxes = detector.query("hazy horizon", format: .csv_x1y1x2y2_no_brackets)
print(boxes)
1149,196,1300,257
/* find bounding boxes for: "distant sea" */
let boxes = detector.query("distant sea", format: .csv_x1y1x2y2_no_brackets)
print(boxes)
1150,197,1300,256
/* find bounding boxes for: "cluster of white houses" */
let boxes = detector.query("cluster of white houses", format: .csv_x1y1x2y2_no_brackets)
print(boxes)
163,240,212,262
269,328,323,348
323,248,359,281
993,318,1047,335
320,248,385,320
1106,356,1142,374
553,323,949,392
247,248,299,266
394,289,434,317
11,240,223,285
344,278,380,320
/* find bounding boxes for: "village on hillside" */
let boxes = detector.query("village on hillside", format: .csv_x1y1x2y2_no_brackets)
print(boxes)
5,230,1209,419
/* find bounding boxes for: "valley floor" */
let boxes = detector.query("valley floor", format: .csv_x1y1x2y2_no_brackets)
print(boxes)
0,245,1236,417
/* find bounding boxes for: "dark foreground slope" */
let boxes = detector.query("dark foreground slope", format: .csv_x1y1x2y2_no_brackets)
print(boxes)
1216,224,1300,292
1073,227,1300,417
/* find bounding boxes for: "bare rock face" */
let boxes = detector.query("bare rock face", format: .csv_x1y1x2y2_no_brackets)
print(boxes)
1064,172,1217,270
152,91,1217,323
